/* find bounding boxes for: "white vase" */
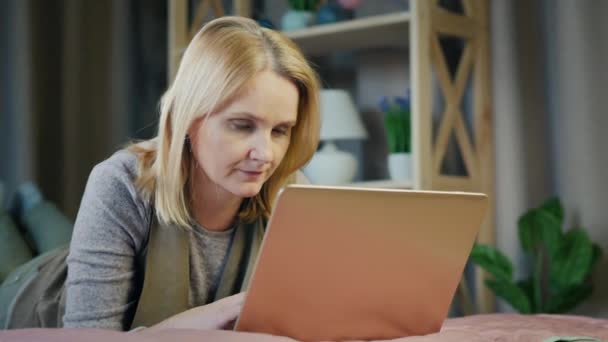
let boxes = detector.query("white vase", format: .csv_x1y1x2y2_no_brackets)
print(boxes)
281,10,314,31
303,142,358,185
388,153,411,181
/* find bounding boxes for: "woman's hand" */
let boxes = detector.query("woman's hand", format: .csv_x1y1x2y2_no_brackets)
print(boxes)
147,292,246,331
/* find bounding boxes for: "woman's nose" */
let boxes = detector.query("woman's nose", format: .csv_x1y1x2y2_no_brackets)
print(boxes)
249,133,273,162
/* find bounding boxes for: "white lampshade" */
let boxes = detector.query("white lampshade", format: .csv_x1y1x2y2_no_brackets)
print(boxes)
319,89,368,141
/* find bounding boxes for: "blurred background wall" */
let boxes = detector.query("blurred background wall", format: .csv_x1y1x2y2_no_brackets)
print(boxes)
492,0,608,315
1,0,166,218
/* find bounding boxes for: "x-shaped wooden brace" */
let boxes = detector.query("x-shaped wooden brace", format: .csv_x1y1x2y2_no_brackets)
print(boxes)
430,32,479,182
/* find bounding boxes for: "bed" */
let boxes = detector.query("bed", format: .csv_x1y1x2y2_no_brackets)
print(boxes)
2,314,608,342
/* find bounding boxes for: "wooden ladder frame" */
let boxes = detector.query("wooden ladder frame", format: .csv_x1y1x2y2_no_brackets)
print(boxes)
411,0,495,313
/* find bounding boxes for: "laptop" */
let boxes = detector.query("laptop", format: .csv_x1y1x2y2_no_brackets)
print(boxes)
234,184,488,341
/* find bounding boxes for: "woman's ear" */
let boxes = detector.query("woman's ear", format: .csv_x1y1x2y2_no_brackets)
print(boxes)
184,135,192,153
186,117,204,142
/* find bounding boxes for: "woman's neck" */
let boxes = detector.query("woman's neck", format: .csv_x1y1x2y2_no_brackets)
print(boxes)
190,171,242,232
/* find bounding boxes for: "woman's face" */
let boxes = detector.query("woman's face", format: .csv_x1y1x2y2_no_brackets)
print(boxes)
189,70,299,198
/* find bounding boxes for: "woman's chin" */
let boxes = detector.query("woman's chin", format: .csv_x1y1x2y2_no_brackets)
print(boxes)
232,183,263,198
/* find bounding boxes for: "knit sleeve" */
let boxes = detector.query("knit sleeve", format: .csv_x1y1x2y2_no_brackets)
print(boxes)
64,151,150,330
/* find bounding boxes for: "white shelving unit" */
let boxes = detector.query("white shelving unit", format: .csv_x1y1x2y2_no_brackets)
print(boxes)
168,0,494,314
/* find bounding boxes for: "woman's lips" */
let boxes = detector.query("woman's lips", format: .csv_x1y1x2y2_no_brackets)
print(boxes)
239,170,264,179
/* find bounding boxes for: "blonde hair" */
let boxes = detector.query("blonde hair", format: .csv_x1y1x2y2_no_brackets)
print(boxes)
129,16,320,228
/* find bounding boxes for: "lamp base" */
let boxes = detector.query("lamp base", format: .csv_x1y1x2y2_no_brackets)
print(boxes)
304,142,358,185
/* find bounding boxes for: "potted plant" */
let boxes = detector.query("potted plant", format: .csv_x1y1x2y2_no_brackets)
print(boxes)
470,197,603,314
282,0,319,31
380,94,411,181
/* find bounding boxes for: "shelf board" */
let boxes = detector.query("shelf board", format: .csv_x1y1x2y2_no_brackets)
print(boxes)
283,11,411,56
347,179,413,189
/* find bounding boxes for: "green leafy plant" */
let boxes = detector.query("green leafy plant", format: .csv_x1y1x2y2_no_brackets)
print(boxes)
287,0,320,11
470,197,603,313
380,95,411,154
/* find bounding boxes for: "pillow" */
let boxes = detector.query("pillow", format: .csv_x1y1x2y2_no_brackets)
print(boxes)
0,211,34,282
11,183,73,254
21,201,73,254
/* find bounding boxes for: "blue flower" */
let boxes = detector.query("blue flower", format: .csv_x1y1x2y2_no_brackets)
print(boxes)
378,90,411,113
379,96,390,113
394,96,410,110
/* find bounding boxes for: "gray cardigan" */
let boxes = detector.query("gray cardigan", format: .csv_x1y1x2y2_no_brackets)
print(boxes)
63,150,235,330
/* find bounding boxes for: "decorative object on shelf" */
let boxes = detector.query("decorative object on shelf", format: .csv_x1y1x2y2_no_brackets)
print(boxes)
337,0,361,10
257,17,276,29
335,0,360,20
304,89,368,185
470,197,603,314
282,0,319,31
315,0,356,25
380,92,411,182
315,2,340,25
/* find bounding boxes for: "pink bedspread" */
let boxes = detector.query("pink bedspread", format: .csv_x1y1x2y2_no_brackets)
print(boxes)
1,314,607,342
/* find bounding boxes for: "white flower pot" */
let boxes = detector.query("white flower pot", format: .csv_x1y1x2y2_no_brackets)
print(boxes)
303,142,358,185
388,153,411,181
281,10,314,31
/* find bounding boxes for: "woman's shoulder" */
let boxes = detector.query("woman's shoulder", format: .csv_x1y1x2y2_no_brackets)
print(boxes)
96,139,156,171
76,147,153,251
94,149,139,178
87,148,151,214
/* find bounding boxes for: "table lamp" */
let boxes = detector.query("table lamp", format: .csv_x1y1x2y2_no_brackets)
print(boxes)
304,89,368,185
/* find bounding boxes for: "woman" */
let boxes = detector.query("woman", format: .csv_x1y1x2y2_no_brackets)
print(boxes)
64,16,320,331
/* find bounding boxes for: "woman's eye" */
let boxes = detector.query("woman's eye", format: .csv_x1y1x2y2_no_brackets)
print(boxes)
273,127,290,136
231,120,253,131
